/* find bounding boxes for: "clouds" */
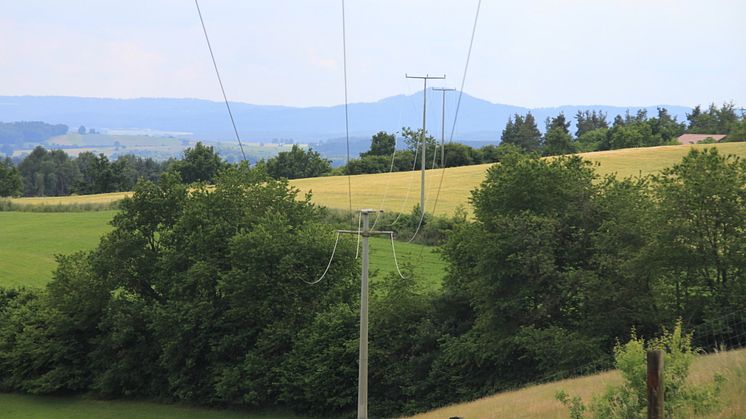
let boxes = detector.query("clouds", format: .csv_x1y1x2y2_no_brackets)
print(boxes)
0,0,744,108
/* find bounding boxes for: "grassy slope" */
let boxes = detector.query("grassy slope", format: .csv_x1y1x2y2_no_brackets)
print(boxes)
408,348,746,419
0,211,116,288
0,394,297,419
11,142,745,215
0,211,446,289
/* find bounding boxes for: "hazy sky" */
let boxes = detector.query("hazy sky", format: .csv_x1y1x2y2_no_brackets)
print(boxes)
1,0,744,108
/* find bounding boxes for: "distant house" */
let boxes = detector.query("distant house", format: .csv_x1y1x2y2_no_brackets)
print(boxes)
677,134,727,145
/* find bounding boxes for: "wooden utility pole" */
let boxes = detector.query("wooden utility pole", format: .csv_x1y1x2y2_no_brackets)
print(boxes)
405,74,445,215
647,350,664,419
432,87,456,167
338,209,392,419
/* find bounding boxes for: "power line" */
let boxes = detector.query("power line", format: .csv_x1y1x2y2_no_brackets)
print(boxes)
194,0,247,162
431,0,482,218
342,0,354,228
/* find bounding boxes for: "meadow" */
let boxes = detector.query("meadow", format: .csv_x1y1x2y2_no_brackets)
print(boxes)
8,142,746,216
0,211,445,290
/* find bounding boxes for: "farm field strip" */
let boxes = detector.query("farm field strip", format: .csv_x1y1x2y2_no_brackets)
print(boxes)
8,143,746,215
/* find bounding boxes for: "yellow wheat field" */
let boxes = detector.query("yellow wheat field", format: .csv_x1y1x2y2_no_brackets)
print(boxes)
9,143,746,215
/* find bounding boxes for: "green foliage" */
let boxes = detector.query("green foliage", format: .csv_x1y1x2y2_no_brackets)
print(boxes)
651,148,746,320
556,321,725,418
262,144,331,179
0,157,23,197
18,146,81,196
170,141,227,183
501,112,542,152
575,110,608,138
687,103,739,134
362,131,396,157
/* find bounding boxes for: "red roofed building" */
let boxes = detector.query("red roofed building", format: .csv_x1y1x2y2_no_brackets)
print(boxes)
677,134,727,144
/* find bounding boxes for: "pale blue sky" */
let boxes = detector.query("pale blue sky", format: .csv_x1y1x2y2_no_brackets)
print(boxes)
1,0,744,108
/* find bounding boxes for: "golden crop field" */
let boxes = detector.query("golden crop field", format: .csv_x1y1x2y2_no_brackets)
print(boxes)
9,143,746,215
407,348,746,419
291,142,746,216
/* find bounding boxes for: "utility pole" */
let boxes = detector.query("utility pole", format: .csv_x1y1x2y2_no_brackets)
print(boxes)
432,87,456,167
405,74,445,216
338,209,393,419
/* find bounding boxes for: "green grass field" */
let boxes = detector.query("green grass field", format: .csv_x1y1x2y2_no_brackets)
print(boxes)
0,211,116,288
0,211,446,290
0,394,297,419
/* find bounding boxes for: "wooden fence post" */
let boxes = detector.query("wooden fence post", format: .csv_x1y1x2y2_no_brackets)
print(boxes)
647,350,664,419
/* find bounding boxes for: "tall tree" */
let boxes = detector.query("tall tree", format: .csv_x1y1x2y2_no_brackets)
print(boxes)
263,145,331,179
0,157,22,197
170,142,226,183
575,110,608,138
543,113,575,156
362,131,396,157
501,112,542,152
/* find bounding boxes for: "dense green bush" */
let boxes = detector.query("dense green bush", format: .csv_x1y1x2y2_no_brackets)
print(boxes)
556,321,725,418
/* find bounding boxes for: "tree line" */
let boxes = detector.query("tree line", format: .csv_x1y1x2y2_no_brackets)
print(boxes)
261,102,745,179
0,147,743,417
0,142,228,197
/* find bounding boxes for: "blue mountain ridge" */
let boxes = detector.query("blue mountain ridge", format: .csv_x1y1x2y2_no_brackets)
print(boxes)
0,93,691,148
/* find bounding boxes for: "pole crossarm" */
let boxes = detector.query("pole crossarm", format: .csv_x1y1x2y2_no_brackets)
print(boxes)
338,230,394,237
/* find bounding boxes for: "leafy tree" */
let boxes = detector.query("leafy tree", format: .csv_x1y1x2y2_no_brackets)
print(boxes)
0,157,22,197
263,145,332,179
75,152,126,194
77,125,87,135
576,127,608,152
500,112,542,152
17,146,81,196
687,103,739,134
649,107,685,142
361,131,396,157
557,321,725,418
170,141,227,183
651,148,746,320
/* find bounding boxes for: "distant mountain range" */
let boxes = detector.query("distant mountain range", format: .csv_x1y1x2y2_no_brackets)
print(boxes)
0,93,692,151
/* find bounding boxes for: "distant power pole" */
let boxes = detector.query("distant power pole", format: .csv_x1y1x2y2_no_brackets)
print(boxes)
405,74,445,215
432,87,456,167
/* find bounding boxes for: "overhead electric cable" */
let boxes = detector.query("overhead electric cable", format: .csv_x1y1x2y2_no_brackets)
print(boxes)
388,232,407,279
194,0,247,162
303,232,342,285
342,0,354,227
428,0,482,221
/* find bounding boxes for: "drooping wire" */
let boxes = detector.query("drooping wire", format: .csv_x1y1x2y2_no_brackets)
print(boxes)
388,232,407,279
302,232,342,285
194,0,247,162
341,0,354,227
422,0,482,229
